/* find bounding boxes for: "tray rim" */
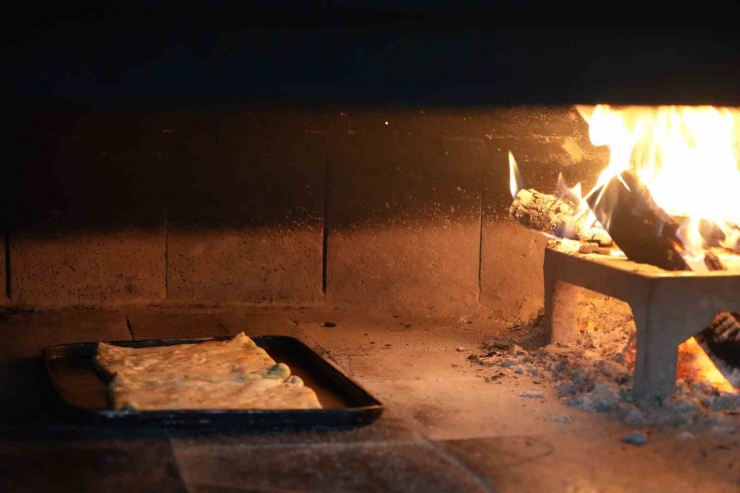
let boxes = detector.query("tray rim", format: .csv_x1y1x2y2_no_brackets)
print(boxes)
42,334,383,425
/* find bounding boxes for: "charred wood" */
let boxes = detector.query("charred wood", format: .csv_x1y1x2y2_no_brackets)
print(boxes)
699,219,728,248
509,189,574,235
578,243,614,255
704,251,726,271
586,170,686,270
586,170,725,271
709,312,740,343
696,313,740,376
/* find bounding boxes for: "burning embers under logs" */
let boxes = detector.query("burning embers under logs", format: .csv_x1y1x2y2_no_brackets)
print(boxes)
509,104,740,398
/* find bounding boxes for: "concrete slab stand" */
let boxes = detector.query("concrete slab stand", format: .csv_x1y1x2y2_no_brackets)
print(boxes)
543,245,740,404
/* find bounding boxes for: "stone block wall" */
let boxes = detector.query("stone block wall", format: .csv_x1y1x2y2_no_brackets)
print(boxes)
5,106,607,318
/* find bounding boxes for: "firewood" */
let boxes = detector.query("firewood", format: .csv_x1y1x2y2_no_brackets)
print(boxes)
586,170,725,271
578,243,613,255
509,189,575,234
699,219,728,248
709,312,740,343
509,189,612,245
580,228,613,247
696,313,740,375
704,251,726,271
671,219,740,255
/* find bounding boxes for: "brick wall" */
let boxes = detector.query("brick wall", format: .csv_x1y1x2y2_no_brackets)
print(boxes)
6,107,607,318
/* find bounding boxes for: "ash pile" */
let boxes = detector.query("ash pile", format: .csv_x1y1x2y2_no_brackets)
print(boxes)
470,294,740,428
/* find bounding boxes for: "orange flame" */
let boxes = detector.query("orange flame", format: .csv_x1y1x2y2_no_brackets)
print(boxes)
508,151,524,199
556,172,600,238
580,105,740,261
678,337,737,394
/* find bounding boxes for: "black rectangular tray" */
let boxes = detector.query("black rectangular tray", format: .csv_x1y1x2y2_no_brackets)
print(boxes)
43,335,383,427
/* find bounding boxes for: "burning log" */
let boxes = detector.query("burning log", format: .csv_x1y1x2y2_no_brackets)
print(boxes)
509,189,574,235
704,251,726,271
586,170,725,271
508,170,726,270
509,189,612,246
709,312,740,343
699,220,728,248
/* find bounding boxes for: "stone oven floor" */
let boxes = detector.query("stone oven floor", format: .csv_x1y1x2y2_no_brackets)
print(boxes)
0,307,738,493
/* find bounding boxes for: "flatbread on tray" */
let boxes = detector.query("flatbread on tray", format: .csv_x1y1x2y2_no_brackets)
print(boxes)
109,374,320,411
94,332,322,411
95,332,279,382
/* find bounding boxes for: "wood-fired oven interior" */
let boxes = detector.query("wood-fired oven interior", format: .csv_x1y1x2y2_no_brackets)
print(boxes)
4,6,740,493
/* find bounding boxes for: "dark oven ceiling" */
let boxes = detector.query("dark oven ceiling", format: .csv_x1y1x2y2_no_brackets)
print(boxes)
5,2,740,110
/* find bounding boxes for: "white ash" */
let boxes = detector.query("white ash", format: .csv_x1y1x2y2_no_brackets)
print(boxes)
470,294,740,428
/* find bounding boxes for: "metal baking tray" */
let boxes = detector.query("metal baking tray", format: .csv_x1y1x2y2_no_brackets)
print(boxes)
43,335,383,427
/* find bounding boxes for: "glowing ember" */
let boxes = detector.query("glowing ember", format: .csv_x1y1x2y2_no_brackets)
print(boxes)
678,337,737,394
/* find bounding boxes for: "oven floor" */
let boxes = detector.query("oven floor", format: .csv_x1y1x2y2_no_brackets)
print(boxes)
0,307,737,493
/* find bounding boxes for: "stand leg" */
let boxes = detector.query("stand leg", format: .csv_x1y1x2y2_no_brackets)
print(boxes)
630,301,678,405
544,278,579,345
